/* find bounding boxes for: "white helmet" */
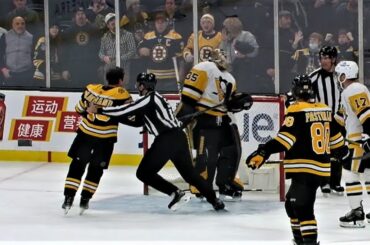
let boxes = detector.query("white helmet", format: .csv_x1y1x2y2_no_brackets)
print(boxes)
335,60,358,86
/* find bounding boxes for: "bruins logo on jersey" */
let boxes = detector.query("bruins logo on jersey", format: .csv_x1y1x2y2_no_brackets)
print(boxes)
199,46,213,61
76,31,90,46
152,44,168,63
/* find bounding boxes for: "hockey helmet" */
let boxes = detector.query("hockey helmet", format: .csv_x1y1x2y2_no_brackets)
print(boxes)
319,46,338,59
210,49,228,70
136,72,157,90
335,60,358,86
292,75,314,101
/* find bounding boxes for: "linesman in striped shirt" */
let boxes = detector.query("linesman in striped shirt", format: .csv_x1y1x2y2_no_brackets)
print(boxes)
246,75,348,245
88,72,225,211
62,67,133,215
309,45,345,195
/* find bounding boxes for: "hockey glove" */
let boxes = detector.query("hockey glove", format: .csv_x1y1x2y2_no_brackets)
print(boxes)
246,144,270,170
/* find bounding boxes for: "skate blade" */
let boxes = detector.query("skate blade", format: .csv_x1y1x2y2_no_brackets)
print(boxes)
79,208,87,216
63,206,71,215
339,220,366,228
170,195,191,211
331,191,344,196
322,192,330,198
219,194,241,202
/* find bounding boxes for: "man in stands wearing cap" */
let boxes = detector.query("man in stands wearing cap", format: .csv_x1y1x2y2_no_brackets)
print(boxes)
183,13,221,65
60,6,100,88
98,13,136,87
86,0,113,32
137,10,184,92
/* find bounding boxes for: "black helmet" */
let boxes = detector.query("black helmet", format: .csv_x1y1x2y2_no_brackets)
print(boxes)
136,72,157,90
319,46,338,59
292,75,314,101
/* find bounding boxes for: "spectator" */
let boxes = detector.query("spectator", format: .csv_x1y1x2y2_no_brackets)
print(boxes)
183,13,221,64
275,10,303,93
335,29,358,62
163,0,191,40
292,32,323,74
85,0,114,32
6,0,41,36
60,6,101,88
137,11,184,92
335,0,359,41
0,16,34,87
119,0,149,44
0,27,7,38
305,0,339,36
98,13,136,88
33,22,68,87
219,16,259,92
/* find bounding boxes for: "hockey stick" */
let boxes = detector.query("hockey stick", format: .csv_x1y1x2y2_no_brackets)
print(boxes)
172,56,182,93
340,139,370,160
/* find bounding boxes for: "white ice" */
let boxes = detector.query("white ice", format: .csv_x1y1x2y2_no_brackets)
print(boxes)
0,162,369,245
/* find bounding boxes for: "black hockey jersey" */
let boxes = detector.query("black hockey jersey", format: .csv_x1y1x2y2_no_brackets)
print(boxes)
76,84,132,141
265,101,345,178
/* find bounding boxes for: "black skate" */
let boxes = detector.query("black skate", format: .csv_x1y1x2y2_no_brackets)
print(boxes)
339,205,365,228
79,197,90,215
211,198,225,211
219,186,242,202
330,185,344,196
366,212,370,223
62,195,74,215
168,190,191,211
320,184,330,197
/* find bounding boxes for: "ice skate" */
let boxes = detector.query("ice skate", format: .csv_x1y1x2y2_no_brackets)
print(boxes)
219,187,242,202
366,212,370,223
320,184,330,197
330,185,344,196
79,197,90,215
62,195,74,215
339,205,365,228
211,198,225,211
168,190,191,211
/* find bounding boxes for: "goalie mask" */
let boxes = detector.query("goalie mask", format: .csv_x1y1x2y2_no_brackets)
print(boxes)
292,75,314,101
210,49,228,70
335,60,358,88
227,93,253,112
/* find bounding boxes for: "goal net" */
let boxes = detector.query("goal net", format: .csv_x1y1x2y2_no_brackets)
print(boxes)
142,94,286,201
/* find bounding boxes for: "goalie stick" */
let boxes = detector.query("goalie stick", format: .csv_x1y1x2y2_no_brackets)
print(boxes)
344,138,370,160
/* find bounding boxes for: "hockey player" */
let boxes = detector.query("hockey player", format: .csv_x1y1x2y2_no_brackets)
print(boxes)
87,72,225,211
62,67,133,215
246,75,348,245
335,60,370,228
176,49,252,201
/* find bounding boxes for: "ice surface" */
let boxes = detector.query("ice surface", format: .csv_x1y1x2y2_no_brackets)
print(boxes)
0,162,369,245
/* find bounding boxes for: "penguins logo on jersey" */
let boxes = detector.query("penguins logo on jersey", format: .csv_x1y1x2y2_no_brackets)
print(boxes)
152,44,168,62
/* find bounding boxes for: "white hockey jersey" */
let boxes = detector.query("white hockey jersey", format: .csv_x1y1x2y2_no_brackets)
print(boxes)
341,82,370,141
181,61,236,117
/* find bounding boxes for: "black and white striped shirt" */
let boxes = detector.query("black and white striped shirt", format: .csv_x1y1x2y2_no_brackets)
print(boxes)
99,91,181,136
309,68,341,114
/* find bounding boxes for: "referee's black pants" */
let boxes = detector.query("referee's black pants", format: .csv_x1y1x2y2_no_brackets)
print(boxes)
136,128,217,203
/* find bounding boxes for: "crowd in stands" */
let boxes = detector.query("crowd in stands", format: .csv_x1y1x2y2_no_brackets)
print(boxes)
0,0,367,93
